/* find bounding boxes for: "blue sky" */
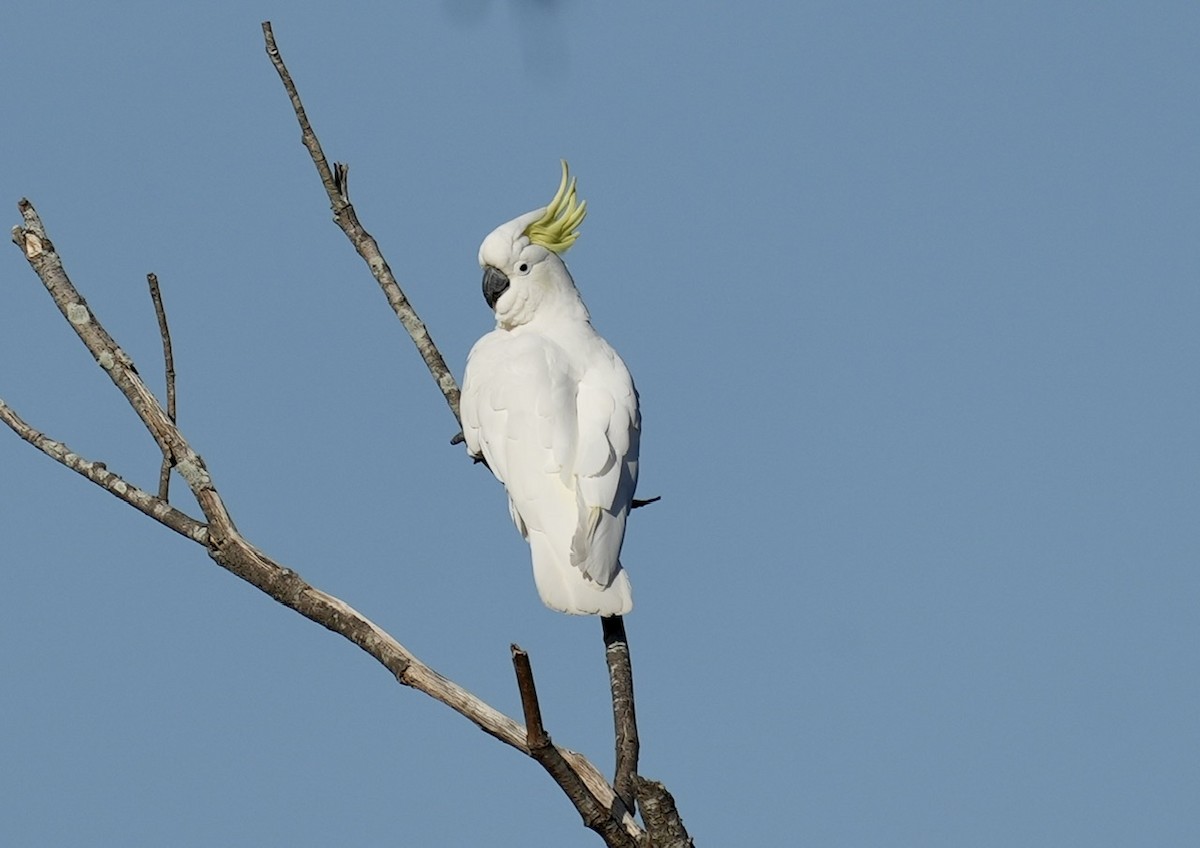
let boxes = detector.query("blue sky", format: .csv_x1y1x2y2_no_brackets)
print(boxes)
2,2,1197,845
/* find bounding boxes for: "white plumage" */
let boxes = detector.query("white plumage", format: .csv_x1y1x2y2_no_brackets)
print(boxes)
461,166,640,616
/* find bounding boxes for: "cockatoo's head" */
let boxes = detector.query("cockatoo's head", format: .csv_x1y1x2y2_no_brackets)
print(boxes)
478,161,588,329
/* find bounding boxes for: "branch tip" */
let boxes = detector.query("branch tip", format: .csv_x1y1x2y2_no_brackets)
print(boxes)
262,21,463,427
511,644,548,750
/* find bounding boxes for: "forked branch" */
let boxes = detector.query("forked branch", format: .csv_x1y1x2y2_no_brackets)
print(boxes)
512,646,638,848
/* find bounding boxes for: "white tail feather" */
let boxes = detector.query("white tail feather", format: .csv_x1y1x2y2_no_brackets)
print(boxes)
528,531,632,616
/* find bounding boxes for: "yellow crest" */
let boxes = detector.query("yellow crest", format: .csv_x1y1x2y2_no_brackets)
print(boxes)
524,160,587,254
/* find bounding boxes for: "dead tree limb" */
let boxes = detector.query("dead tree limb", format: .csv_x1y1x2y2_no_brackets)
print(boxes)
512,646,639,848
0,397,206,543
261,21,461,422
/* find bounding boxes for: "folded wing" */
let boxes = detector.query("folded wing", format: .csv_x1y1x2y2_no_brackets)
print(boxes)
462,330,639,614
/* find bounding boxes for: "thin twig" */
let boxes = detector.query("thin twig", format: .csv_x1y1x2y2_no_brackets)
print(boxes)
147,273,176,500
512,646,639,848
260,21,462,422
0,396,207,543
603,615,640,816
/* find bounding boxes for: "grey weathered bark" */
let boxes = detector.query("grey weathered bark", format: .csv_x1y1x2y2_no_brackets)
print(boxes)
261,23,461,423
604,614,640,815
513,646,639,848
636,778,694,848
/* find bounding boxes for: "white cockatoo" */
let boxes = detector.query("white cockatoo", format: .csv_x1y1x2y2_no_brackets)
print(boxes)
461,162,640,616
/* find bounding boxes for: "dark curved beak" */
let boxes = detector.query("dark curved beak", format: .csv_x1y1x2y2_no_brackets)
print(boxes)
482,266,510,309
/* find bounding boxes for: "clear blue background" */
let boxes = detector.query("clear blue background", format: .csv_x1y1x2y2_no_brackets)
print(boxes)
2,3,1197,845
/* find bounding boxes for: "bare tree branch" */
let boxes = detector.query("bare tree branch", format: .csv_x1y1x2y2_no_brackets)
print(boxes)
512,646,639,848
603,615,640,816
260,21,461,422
512,644,549,749
0,397,207,543
146,272,176,501
12,200,235,532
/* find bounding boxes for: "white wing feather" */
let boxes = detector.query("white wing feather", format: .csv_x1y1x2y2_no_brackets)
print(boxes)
462,327,638,615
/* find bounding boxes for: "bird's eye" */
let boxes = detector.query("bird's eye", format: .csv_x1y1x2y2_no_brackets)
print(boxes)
517,262,530,274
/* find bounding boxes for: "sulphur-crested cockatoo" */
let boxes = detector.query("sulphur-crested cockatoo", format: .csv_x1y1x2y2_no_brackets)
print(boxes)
461,162,640,616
